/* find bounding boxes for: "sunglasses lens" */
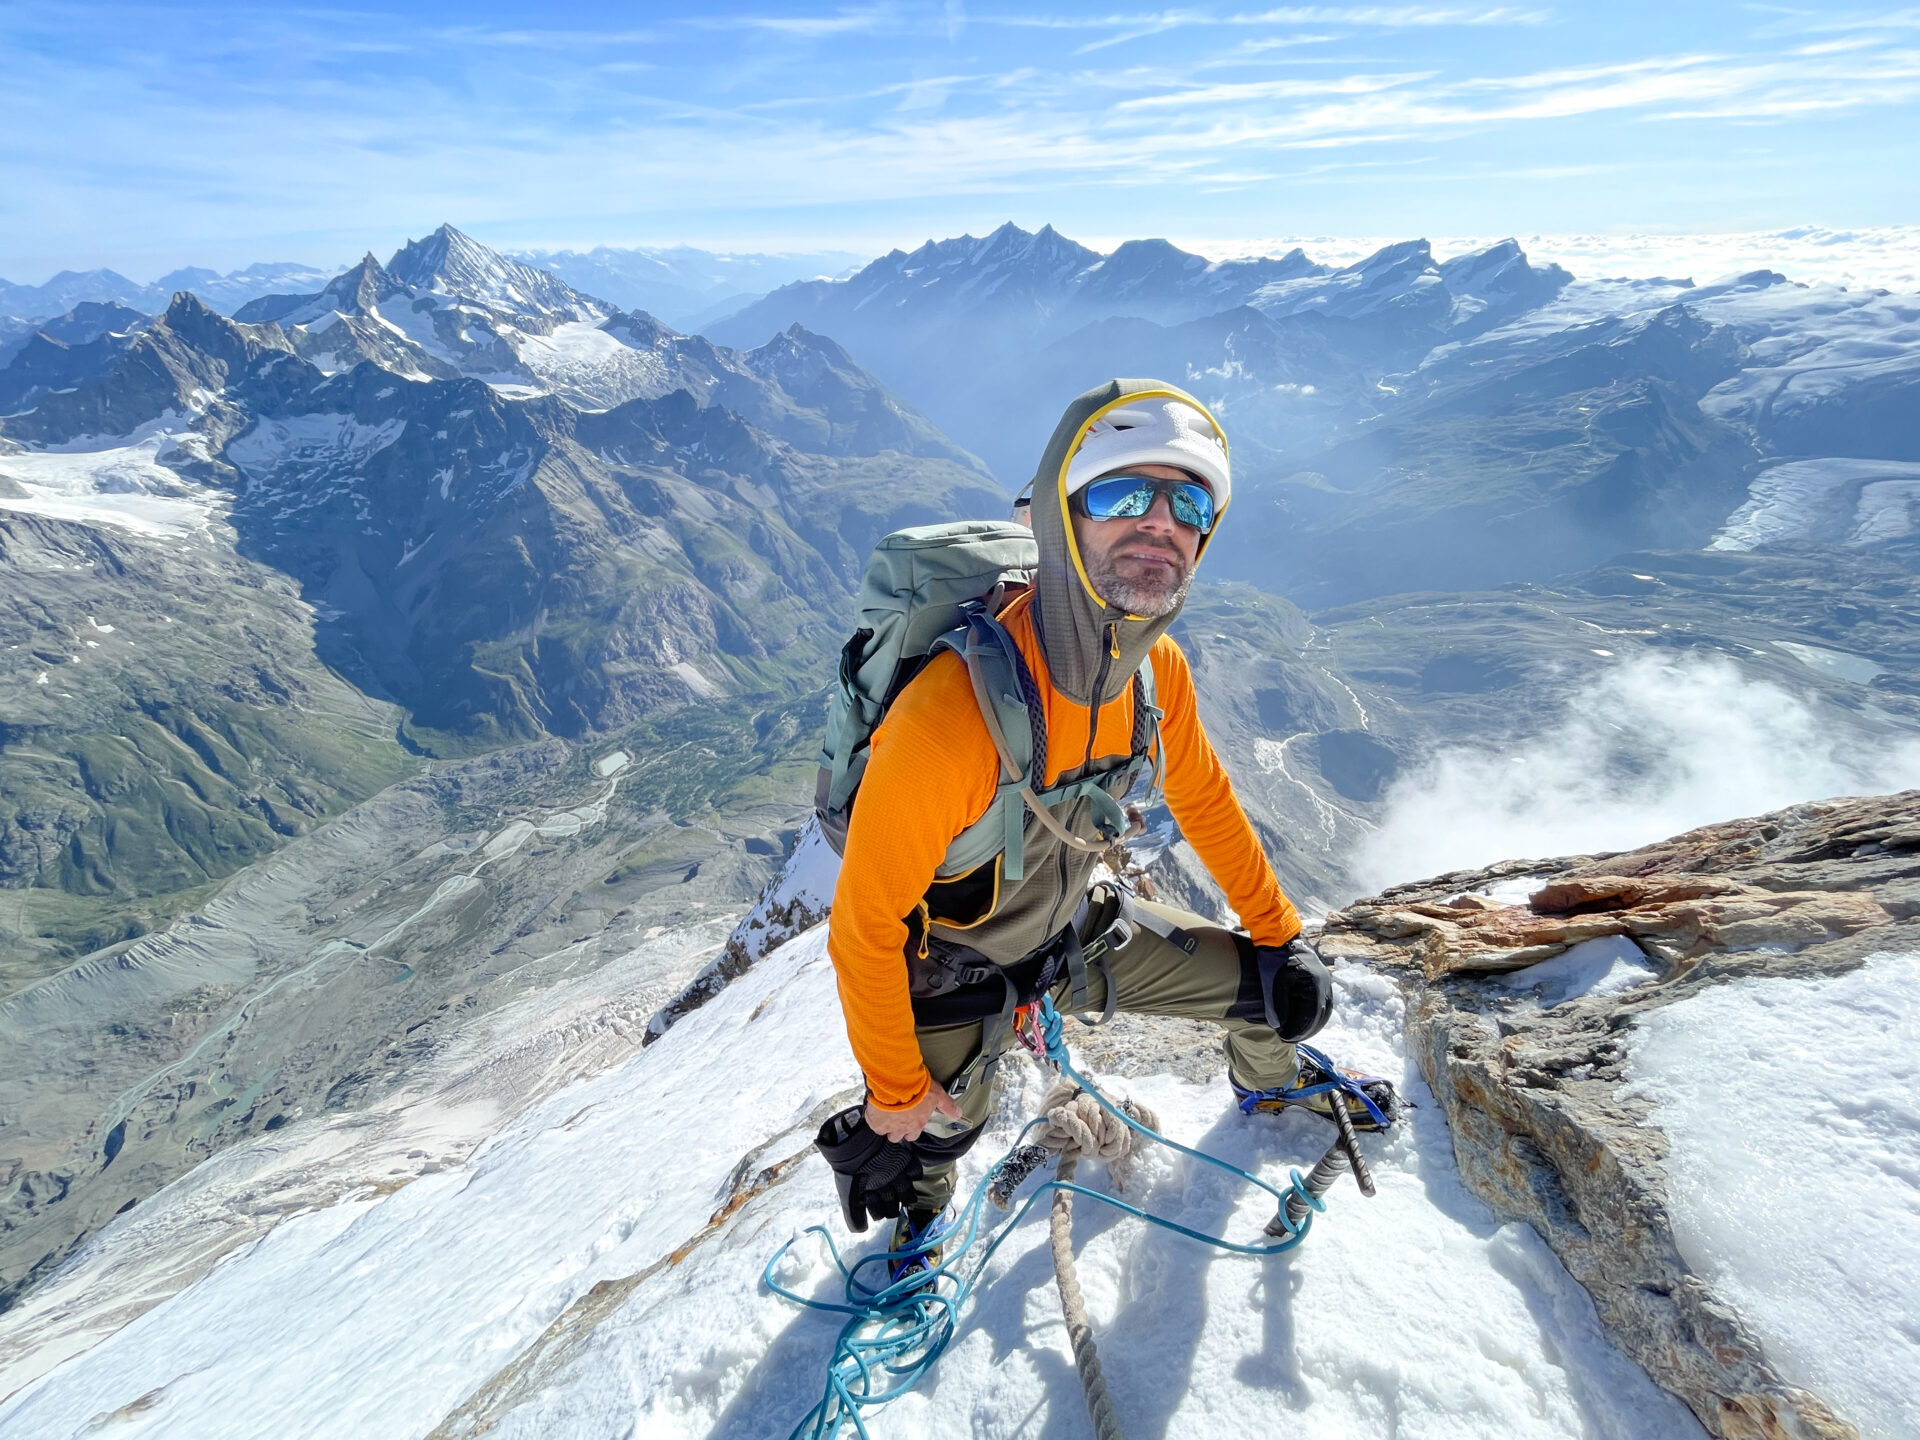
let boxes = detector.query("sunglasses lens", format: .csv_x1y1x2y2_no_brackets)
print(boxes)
1082,478,1155,519
1080,475,1215,533
1170,484,1214,533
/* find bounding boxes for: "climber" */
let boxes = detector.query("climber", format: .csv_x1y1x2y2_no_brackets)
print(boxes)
824,379,1396,1282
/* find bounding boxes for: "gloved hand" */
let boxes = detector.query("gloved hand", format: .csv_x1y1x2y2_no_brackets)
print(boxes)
815,1107,921,1233
1255,935,1333,1042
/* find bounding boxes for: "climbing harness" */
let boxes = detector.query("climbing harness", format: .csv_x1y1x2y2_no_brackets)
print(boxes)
764,996,1379,1439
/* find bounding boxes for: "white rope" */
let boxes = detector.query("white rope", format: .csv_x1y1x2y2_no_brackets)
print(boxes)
1037,1080,1158,1440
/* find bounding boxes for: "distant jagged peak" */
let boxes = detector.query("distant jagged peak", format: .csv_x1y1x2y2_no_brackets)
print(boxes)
314,253,395,313
158,288,293,360
889,222,1101,279
386,223,606,320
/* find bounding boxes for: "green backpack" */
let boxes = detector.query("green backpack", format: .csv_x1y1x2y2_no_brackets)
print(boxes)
815,520,1160,884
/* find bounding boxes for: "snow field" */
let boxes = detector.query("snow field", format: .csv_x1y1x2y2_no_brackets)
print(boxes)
429,953,1701,1439
1627,950,1920,1440
0,922,1705,1439
0,424,219,537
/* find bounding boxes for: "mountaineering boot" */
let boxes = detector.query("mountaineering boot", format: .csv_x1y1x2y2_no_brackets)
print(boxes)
1234,1045,1398,1131
886,1206,956,1292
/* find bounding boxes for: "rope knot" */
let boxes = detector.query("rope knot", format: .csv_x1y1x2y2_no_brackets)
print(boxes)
1038,1080,1158,1191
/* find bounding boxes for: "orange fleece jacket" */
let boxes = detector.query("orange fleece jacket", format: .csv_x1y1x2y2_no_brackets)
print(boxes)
828,594,1303,1111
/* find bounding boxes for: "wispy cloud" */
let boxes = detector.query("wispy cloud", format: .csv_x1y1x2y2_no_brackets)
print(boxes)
2,1,1917,274
983,5,1550,27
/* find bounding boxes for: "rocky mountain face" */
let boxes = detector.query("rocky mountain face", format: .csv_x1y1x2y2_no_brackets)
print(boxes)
219,354,995,746
1319,789,1920,1439
0,293,292,449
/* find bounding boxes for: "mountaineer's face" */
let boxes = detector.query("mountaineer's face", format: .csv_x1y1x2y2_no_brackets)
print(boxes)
1069,462,1206,618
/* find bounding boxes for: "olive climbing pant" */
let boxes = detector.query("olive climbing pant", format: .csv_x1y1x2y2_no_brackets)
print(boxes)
911,896,1297,1212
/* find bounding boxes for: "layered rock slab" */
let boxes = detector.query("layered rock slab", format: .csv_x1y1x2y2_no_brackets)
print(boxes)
1319,789,1920,1440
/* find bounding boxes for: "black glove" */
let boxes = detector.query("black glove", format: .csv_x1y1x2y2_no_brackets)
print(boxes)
1254,936,1333,1042
815,1107,921,1233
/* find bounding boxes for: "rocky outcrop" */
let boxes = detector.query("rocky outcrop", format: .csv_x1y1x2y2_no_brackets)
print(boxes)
1320,790,1920,1440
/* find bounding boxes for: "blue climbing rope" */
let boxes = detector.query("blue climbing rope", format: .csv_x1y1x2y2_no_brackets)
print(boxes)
762,996,1330,1439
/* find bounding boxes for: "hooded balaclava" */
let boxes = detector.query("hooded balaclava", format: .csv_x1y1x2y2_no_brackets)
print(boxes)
1027,379,1231,708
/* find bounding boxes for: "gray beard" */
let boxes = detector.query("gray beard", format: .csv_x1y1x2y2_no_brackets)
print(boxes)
1088,554,1193,618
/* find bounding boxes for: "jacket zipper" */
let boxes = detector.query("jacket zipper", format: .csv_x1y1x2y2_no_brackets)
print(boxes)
1080,621,1119,775
1042,795,1083,940
1044,622,1120,941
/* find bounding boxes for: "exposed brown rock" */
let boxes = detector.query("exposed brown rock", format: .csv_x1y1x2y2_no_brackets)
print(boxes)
1323,789,1920,1440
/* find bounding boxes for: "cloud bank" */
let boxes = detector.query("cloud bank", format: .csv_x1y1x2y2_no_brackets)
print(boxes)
1351,654,1920,892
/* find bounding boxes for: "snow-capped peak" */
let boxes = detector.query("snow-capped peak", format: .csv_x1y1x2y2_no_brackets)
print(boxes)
386,224,605,322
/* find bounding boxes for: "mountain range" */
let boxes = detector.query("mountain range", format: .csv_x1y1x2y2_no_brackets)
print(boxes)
0,244,869,347
0,226,994,973
0,262,338,332
714,223,1919,610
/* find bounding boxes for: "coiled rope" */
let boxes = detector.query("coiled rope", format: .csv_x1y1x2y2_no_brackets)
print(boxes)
763,997,1339,1440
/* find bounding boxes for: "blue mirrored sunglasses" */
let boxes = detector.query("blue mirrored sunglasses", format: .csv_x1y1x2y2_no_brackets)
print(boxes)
1077,474,1216,534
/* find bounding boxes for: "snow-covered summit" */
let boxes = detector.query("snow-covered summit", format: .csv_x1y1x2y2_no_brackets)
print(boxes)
387,224,603,323
228,226,614,390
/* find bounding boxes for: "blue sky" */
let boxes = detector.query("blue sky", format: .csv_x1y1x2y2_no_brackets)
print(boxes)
3,1,1918,280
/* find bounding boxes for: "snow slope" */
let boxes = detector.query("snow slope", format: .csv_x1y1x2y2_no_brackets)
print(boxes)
1628,950,1920,1440
0,421,221,538
0,922,1702,1440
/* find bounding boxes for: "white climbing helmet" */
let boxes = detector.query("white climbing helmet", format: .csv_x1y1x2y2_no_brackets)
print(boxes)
1063,395,1230,509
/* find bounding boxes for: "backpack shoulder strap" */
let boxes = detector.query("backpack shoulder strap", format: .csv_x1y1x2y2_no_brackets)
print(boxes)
935,607,1132,881
1130,658,1164,801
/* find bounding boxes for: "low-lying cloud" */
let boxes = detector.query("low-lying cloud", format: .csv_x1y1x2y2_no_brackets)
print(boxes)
1351,653,1920,892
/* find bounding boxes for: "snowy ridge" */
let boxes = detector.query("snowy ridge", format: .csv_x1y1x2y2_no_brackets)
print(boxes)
0,915,1702,1439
